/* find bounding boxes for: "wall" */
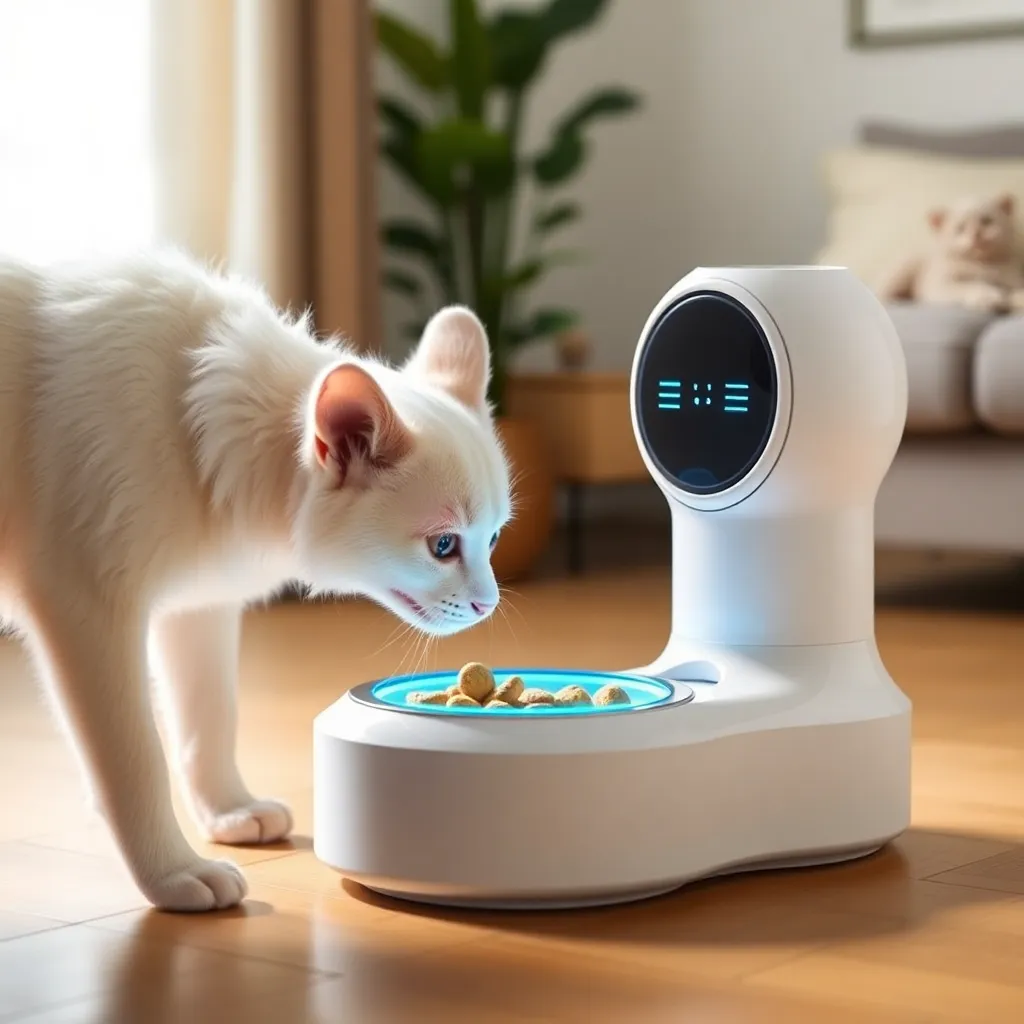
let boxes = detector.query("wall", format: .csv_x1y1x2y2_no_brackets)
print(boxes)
375,0,1024,370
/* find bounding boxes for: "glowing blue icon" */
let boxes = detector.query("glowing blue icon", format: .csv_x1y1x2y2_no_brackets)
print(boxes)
657,378,682,409
724,381,749,414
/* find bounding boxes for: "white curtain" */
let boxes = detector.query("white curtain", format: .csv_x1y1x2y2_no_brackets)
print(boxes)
151,0,308,311
0,0,376,340
0,0,154,262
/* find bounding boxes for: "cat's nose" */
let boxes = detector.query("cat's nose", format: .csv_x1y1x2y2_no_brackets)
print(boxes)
471,600,496,617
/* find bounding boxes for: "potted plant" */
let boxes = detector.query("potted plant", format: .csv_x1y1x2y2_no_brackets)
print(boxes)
375,0,641,578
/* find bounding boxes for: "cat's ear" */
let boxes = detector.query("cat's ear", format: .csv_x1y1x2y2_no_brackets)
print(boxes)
997,193,1015,216
928,207,947,232
405,306,491,413
311,363,412,487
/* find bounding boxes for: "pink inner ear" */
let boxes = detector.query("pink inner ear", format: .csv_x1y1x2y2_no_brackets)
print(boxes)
314,364,412,484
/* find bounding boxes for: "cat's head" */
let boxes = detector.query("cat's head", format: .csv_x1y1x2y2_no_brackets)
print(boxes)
928,193,1017,262
294,306,511,636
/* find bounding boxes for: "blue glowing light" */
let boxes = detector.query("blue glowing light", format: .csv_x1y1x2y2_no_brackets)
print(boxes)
655,379,752,412
724,389,749,412
370,669,674,717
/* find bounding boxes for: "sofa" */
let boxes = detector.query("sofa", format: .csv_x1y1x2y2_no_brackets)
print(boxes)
817,121,1024,554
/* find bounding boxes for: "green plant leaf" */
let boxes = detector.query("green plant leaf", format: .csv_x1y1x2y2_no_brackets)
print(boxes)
382,268,423,297
543,0,609,40
488,10,548,90
450,0,489,119
375,12,448,92
505,307,580,347
378,95,422,140
381,220,453,292
381,136,440,204
533,130,586,186
415,118,514,201
535,201,580,233
503,258,545,291
382,219,444,259
491,249,579,300
556,87,641,136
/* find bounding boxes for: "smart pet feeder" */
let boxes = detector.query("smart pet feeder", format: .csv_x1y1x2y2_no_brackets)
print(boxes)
313,266,912,909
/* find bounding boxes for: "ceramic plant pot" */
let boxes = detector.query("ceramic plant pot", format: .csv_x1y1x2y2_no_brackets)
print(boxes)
490,416,555,582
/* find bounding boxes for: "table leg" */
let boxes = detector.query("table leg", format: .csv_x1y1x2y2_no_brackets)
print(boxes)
567,482,584,574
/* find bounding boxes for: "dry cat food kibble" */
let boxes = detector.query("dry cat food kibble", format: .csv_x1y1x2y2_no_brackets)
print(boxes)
407,690,449,706
519,688,556,705
401,664,635,711
555,684,592,707
493,675,525,705
457,662,495,702
593,684,630,706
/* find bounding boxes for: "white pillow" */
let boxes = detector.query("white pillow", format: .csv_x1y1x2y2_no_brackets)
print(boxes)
816,145,1024,291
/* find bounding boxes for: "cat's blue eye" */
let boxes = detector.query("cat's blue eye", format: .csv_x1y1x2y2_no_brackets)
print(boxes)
489,532,499,550
428,533,459,560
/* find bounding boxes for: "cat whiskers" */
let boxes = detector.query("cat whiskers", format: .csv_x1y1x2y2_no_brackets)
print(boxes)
497,585,528,631
371,616,419,661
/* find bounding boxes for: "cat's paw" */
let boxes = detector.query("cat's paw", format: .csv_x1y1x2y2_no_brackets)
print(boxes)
144,857,248,912
963,283,1008,312
204,799,294,845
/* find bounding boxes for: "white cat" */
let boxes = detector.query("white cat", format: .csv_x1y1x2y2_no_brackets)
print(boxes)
0,249,510,911
879,193,1024,312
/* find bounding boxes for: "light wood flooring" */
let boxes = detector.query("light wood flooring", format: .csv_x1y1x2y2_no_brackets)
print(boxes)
1,550,1023,1022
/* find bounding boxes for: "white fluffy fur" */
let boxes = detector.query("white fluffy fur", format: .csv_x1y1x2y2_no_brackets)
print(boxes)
879,193,1024,311
0,249,510,911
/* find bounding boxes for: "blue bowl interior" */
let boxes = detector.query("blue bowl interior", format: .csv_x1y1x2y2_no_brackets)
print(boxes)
370,668,672,717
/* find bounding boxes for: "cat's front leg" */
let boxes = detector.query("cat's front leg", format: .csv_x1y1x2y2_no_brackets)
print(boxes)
26,588,247,911
150,604,293,845
959,281,1009,312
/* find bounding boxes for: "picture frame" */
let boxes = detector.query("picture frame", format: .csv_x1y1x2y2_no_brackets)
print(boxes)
850,0,1024,47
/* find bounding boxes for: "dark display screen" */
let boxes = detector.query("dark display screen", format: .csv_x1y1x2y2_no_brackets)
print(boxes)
635,291,777,494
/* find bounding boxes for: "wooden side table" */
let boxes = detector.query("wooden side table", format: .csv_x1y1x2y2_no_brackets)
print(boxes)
505,371,648,572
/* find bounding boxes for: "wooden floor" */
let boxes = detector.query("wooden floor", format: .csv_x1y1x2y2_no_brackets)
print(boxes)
1,553,1024,1022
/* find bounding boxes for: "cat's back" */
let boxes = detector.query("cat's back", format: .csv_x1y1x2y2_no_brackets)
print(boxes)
0,251,237,573
0,258,48,508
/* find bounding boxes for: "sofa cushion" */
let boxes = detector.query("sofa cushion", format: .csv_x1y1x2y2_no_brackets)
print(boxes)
886,303,992,432
974,317,1024,434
